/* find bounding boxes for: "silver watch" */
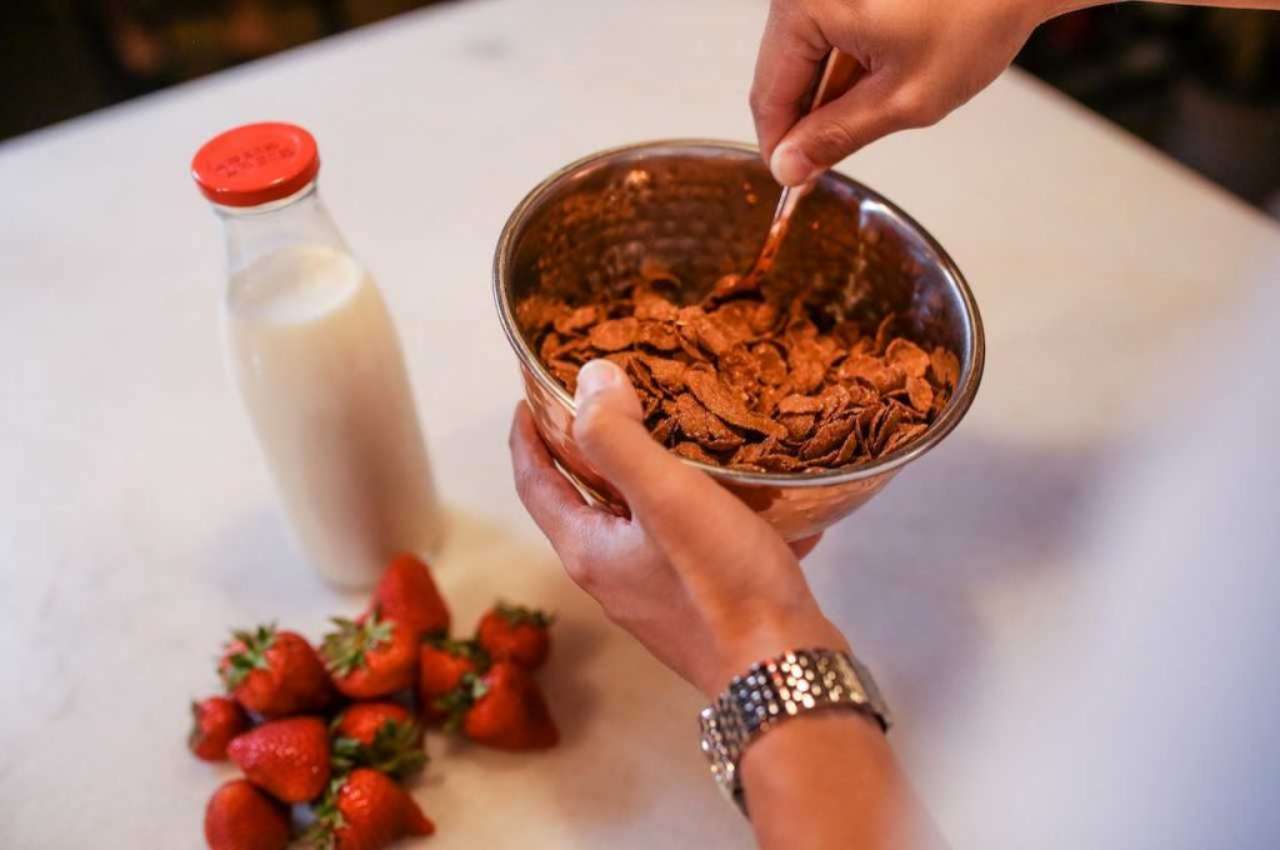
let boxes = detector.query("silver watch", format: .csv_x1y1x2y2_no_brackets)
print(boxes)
698,647,891,815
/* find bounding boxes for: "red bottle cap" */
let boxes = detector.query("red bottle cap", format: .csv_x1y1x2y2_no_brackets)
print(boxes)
191,122,320,207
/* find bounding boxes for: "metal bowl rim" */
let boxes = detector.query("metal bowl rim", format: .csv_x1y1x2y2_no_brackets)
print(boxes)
493,138,986,489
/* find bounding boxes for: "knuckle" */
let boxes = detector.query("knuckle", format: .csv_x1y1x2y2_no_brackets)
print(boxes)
890,86,941,127
749,87,781,120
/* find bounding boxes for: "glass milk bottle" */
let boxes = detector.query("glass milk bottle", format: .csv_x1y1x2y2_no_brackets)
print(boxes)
191,122,442,588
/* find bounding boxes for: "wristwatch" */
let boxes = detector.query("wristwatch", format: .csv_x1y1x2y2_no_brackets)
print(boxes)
698,647,891,815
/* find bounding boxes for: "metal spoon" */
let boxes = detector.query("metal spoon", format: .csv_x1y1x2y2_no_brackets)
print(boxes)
711,49,863,301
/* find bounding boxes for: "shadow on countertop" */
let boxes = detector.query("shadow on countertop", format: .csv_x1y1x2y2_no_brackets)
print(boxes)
806,432,1110,727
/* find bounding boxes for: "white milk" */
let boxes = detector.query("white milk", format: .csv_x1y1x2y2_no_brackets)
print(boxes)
226,244,442,587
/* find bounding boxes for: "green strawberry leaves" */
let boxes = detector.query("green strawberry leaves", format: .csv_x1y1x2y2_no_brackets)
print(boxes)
320,614,394,678
330,720,426,780
494,602,553,628
219,623,276,689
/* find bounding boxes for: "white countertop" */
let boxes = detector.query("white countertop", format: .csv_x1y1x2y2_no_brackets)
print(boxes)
3,1,1279,847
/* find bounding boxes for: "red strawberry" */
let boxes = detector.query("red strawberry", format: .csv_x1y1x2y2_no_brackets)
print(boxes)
330,702,426,779
228,716,331,804
204,779,290,850
321,613,417,699
219,624,333,718
308,768,434,850
369,553,450,641
419,638,486,723
333,702,414,745
462,661,559,751
189,696,249,761
476,602,553,670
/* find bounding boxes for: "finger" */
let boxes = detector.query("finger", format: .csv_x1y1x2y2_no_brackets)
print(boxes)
571,360,785,565
768,72,904,186
509,403,595,544
789,533,823,560
512,403,647,597
750,3,830,163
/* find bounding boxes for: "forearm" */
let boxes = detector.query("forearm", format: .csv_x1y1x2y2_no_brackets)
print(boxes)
742,712,947,850
1151,1,1280,6
1044,0,1280,19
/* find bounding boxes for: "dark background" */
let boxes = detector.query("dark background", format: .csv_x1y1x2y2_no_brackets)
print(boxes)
3,1,1278,217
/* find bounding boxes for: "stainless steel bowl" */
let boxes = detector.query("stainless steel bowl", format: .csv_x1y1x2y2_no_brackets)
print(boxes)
494,140,984,541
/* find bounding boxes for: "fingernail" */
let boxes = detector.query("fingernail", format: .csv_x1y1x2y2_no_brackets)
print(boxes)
770,141,818,187
575,359,623,404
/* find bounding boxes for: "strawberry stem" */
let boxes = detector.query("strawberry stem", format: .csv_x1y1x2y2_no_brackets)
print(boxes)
494,601,554,628
329,721,426,780
320,614,395,677
427,636,492,671
437,672,486,735
220,623,276,689
303,779,348,850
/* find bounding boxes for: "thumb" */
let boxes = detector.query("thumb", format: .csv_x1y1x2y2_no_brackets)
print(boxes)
573,358,646,430
768,72,905,186
572,360,758,543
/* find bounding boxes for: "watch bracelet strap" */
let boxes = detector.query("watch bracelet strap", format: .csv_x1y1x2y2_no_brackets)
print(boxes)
698,647,891,816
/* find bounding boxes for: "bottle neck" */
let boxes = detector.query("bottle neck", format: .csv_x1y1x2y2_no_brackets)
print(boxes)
215,182,349,275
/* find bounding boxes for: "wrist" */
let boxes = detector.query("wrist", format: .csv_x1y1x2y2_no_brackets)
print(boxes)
705,613,851,698
697,646,893,818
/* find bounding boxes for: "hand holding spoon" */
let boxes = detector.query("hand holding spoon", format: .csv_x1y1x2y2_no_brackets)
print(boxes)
710,50,864,301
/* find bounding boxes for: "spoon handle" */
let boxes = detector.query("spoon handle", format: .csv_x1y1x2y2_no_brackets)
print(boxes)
807,49,863,112
768,50,864,243
736,50,864,292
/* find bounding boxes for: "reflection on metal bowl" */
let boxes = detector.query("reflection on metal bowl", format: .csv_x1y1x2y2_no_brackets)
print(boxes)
494,140,985,541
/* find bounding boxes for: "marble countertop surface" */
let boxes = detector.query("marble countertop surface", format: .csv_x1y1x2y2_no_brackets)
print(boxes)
3,0,1279,847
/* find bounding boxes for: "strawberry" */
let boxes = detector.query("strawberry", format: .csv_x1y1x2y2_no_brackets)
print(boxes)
307,769,434,850
462,661,559,751
189,696,249,761
219,623,333,718
330,702,426,779
369,553,450,641
332,702,415,746
475,602,553,670
228,716,331,804
322,613,418,699
419,638,487,723
204,779,290,850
